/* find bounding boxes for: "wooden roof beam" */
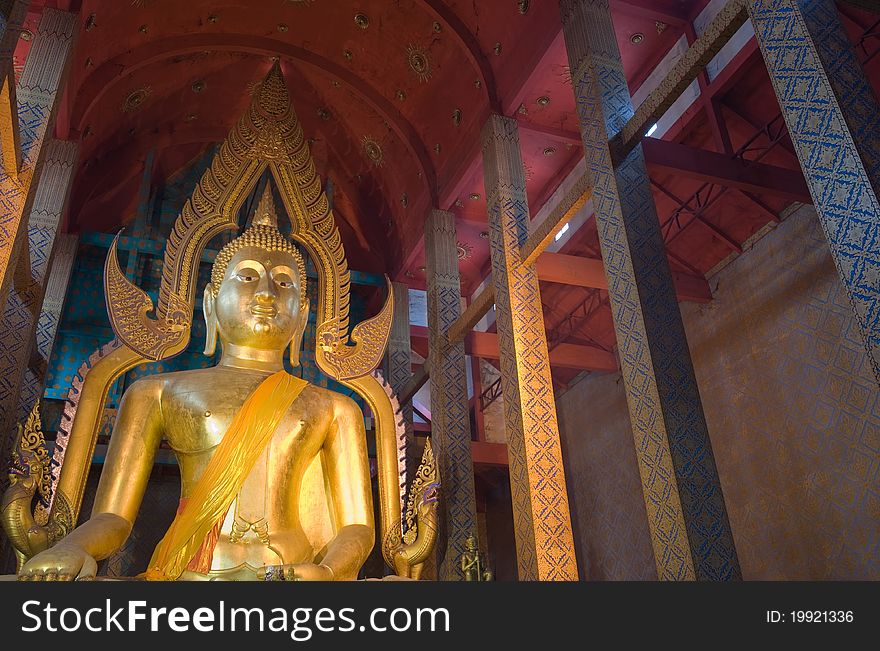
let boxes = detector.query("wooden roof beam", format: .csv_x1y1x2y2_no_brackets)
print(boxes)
535,252,712,303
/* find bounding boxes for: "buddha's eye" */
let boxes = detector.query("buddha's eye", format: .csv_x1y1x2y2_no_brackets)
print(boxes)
274,272,294,289
235,269,258,282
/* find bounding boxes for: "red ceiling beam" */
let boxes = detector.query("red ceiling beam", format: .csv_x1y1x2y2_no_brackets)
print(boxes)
515,118,582,145
441,127,806,276
653,180,742,254
662,37,761,144
409,327,617,372
684,22,734,154
641,136,812,203
410,324,429,360
535,252,712,303
471,441,508,467
469,331,616,372
654,108,805,256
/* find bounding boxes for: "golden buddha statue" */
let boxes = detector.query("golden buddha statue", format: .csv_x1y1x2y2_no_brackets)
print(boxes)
4,63,437,582
17,188,374,581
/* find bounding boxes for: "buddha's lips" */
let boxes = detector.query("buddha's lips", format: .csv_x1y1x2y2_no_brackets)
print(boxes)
250,305,278,318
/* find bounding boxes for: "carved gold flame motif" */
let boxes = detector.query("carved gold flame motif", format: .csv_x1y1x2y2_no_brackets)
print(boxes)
18,61,436,578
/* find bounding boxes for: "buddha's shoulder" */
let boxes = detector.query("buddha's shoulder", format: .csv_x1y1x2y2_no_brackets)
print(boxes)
124,366,251,397
300,383,362,415
134,365,222,388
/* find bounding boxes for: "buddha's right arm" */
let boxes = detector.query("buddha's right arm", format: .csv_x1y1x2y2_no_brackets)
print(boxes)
19,378,164,579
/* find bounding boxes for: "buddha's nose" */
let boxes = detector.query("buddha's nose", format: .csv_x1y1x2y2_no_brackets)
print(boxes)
254,273,276,303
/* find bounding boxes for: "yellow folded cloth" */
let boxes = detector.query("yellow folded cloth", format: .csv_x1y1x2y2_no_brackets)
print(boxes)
145,371,307,581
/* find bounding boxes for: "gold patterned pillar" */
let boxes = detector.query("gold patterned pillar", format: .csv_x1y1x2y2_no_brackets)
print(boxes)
0,140,77,447
480,115,578,581
1,1,29,174
18,233,77,421
385,281,416,474
0,8,75,311
560,0,740,580
425,208,478,580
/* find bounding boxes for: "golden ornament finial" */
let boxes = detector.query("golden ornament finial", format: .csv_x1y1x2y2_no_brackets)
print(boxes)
257,59,289,117
210,183,306,302
251,184,279,228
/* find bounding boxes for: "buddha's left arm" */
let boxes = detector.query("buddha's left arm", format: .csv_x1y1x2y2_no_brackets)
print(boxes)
318,394,375,580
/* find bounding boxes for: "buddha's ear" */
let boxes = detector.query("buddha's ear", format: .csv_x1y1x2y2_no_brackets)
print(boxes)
203,284,218,356
288,297,310,367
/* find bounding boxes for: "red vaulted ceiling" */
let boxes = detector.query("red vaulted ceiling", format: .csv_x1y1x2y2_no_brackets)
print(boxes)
16,0,880,388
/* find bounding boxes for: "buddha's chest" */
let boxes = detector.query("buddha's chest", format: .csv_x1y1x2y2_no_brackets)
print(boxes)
161,383,319,463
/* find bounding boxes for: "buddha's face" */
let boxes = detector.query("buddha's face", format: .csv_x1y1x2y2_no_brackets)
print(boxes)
211,245,306,351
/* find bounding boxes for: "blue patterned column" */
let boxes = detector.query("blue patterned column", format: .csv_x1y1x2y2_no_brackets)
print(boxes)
17,232,76,421
385,281,416,476
481,115,578,581
0,8,75,310
425,209,477,580
749,0,880,383
560,0,740,580
0,139,77,440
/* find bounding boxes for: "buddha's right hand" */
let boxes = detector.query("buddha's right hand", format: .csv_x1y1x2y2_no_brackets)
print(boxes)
18,544,98,581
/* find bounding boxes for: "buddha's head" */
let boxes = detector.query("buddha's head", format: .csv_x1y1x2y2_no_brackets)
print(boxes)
203,185,310,365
